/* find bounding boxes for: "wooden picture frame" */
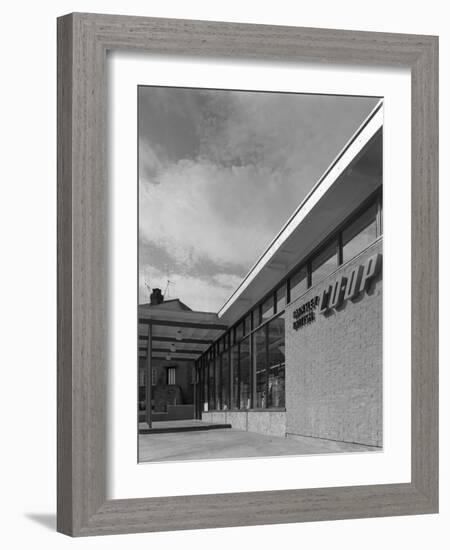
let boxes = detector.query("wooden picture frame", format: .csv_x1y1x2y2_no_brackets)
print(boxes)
57,12,438,536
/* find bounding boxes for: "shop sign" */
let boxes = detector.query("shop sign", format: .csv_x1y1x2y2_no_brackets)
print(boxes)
292,253,381,330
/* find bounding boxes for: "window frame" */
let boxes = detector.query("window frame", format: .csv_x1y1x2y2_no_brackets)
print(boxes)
167,366,176,386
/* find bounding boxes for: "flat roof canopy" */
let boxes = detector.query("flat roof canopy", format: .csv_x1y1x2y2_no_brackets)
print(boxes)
139,307,227,362
219,101,383,326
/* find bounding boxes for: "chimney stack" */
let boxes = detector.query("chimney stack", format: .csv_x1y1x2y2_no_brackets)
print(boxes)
150,288,164,305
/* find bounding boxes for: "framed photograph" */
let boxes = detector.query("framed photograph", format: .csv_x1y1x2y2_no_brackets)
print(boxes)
57,13,438,536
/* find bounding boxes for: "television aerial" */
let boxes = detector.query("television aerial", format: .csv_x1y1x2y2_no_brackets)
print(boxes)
145,281,152,301
164,279,175,299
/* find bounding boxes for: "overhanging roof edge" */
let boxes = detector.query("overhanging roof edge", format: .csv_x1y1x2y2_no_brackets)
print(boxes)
218,99,384,319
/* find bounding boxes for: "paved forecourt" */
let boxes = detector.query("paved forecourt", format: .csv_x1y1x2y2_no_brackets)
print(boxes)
139,421,378,462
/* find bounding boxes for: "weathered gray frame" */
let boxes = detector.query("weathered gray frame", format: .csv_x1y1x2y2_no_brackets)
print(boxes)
57,12,438,537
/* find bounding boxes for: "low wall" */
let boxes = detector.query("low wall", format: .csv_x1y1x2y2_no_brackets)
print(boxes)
202,410,286,437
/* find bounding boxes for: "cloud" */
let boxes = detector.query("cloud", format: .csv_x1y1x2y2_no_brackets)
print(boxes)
139,157,288,273
138,87,379,311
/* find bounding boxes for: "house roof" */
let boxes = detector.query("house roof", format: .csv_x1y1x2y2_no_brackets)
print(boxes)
139,298,193,312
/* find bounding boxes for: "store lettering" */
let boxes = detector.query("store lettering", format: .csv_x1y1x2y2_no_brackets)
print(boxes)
292,296,319,330
292,253,381,330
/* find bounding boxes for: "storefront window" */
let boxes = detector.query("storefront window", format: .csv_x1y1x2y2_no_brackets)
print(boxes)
221,351,230,410
231,344,239,409
275,283,286,314
267,314,285,408
235,321,244,342
378,197,383,235
254,326,267,408
261,294,275,322
289,265,308,303
239,337,251,409
311,239,337,285
223,333,229,350
244,312,252,335
342,203,378,263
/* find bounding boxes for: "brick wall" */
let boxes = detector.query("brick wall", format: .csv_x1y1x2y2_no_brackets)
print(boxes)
138,358,195,412
202,410,286,437
285,239,383,447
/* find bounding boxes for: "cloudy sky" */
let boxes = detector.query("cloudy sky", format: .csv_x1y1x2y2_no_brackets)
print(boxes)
138,86,378,312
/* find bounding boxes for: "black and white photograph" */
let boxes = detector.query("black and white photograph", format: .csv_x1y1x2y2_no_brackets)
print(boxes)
137,86,383,462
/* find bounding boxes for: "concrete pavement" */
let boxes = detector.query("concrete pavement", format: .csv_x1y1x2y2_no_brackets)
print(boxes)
138,421,380,462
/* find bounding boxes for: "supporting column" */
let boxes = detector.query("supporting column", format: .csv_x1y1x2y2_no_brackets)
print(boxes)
145,324,152,428
193,361,197,418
